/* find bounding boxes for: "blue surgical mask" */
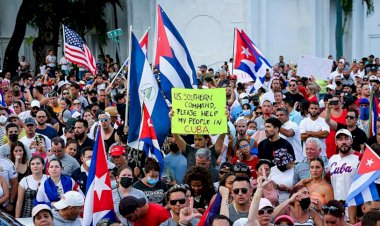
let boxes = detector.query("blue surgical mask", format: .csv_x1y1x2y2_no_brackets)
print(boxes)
247,129,256,136
111,180,117,189
242,110,251,116
241,99,249,105
360,106,369,120
147,177,159,185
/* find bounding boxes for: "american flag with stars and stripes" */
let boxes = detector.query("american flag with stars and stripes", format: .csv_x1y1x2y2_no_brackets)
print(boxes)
63,25,97,75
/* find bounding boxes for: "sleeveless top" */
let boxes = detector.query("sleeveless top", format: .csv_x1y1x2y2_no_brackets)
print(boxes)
325,109,347,158
294,215,314,226
104,129,117,152
21,178,38,218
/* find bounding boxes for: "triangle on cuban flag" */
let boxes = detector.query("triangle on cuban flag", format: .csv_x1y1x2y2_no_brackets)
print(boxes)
154,4,197,102
83,126,115,226
358,144,380,174
128,30,170,150
125,28,149,66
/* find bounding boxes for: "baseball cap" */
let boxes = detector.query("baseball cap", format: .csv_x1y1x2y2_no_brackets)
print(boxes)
335,129,352,139
119,196,146,216
25,117,37,126
239,93,249,99
259,198,273,210
64,123,74,133
198,64,207,69
32,204,52,218
370,75,379,82
53,191,84,210
274,215,295,225
359,98,370,105
62,109,72,123
31,100,40,108
326,84,335,90
110,145,126,157
8,114,19,121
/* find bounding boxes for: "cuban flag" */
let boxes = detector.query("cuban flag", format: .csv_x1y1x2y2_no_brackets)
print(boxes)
369,92,378,138
346,170,380,206
128,31,170,163
198,193,222,226
233,28,271,89
83,126,115,225
154,4,197,101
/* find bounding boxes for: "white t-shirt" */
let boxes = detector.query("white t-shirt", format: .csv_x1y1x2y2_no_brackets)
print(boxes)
299,117,330,156
0,158,17,186
18,111,32,122
46,55,56,67
19,133,52,153
280,120,303,162
269,166,294,204
328,153,359,200
329,70,342,84
19,174,48,191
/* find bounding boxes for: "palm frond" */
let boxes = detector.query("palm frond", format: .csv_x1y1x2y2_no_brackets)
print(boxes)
363,0,375,15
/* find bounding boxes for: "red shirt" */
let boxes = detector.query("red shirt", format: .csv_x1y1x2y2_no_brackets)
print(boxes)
134,203,171,226
231,156,259,178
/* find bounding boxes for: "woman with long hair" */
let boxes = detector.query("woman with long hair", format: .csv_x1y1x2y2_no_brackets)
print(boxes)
252,159,279,207
295,158,334,211
231,139,259,178
10,141,29,181
184,165,215,214
112,165,147,225
35,159,82,206
15,155,47,218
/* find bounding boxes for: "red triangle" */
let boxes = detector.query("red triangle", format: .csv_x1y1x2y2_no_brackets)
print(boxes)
154,5,173,66
358,144,380,174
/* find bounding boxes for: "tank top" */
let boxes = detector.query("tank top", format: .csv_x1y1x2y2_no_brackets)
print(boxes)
104,129,117,152
326,109,347,158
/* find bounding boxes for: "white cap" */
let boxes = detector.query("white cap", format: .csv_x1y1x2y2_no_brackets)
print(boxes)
259,198,273,210
239,93,249,99
32,204,51,217
62,109,72,123
335,128,352,139
326,84,336,90
31,100,40,108
72,111,81,118
53,191,84,210
233,218,248,226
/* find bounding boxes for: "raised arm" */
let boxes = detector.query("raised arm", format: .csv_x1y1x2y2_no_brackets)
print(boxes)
325,101,337,131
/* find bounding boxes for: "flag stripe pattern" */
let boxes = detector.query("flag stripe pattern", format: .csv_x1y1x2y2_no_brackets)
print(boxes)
369,92,378,138
63,25,97,75
125,28,149,66
83,126,115,225
128,31,170,154
154,5,197,101
346,170,380,206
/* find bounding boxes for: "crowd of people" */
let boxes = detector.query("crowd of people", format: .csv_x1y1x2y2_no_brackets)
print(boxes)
0,52,380,226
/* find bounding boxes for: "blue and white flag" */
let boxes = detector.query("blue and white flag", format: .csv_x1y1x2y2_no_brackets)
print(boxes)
154,5,197,101
346,170,380,206
128,31,170,150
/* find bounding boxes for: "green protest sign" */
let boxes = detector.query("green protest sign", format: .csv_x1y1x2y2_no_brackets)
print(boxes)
171,88,227,135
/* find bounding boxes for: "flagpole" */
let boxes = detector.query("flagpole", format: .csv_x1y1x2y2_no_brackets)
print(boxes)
231,27,236,77
152,5,159,67
124,25,133,132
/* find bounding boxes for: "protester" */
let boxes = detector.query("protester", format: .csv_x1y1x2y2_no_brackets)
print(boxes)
32,204,54,226
52,190,84,226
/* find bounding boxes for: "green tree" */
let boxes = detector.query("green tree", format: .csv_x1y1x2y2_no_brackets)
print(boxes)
2,0,122,75
336,0,374,59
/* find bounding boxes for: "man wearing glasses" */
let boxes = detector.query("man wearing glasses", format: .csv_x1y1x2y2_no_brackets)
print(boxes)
227,176,253,223
48,137,79,176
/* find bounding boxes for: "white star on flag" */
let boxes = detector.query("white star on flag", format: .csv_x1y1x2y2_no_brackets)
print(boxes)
241,47,251,58
367,159,374,167
94,173,111,200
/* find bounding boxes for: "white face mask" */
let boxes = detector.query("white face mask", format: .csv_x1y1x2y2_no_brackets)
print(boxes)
85,160,91,168
0,115,7,125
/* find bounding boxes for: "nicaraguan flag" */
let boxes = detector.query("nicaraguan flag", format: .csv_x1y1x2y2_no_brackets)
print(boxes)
346,170,380,206
128,31,170,153
83,126,115,225
154,4,197,101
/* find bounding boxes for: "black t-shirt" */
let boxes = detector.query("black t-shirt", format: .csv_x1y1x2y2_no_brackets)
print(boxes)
133,180,168,205
258,137,295,166
337,123,367,151
284,92,305,103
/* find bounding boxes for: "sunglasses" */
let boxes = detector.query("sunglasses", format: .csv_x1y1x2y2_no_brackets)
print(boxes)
240,144,250,149
219,170,228,175
345,115,356,119
99,118,109,122
234,164,249,172
322,205,341,217
258,208,274,216
169,198,186,205
63,92,69,95
232,188,249,195
255,112,263,115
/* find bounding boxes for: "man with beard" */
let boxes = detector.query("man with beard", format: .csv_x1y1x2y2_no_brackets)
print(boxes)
342,67,354,86
329,61,344,85
258,117,295,170
48,137,79,176
226,176,253,223
261,78,281,105
164,134,187,184
74,119,94,155
19,100,40,122
226,85,236,107
299,101,330,157
328,129,360,224
284,79,305,103
32,86,49,107
19,117,51,155
35,110,58,138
